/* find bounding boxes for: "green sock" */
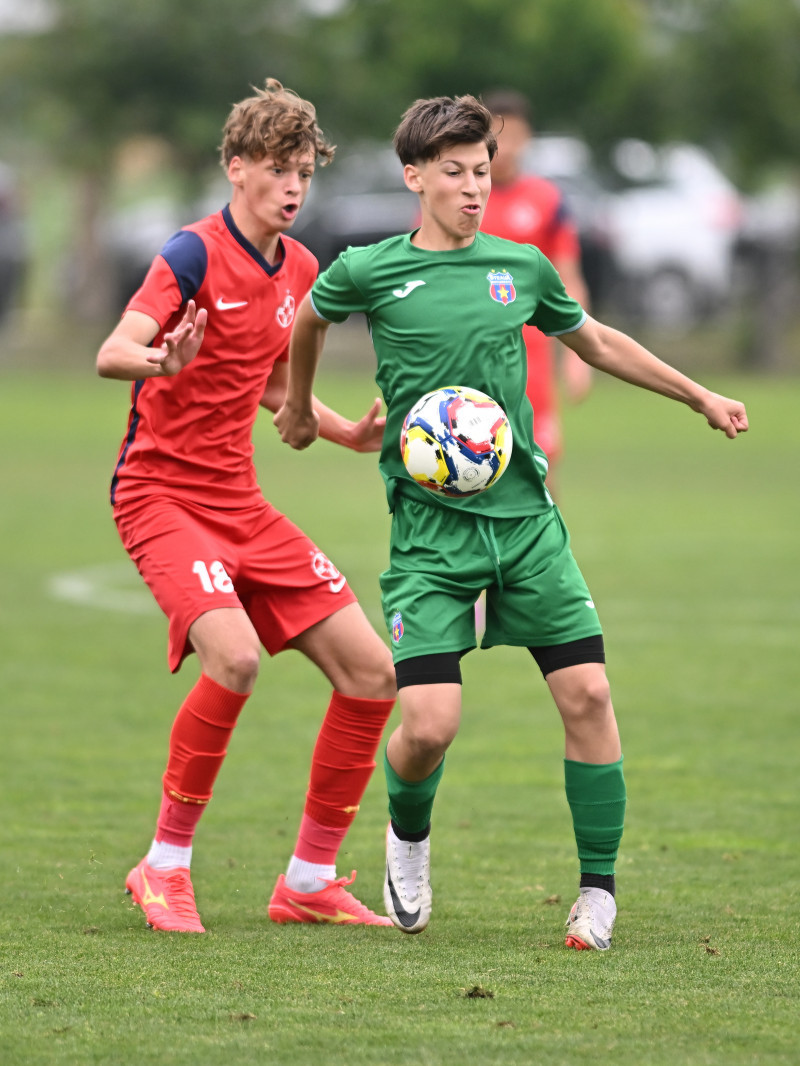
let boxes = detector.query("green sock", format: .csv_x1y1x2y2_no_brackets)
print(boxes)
564,757,626,876
384,749,444,834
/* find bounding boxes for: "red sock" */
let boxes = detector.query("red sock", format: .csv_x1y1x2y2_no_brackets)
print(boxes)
155,790,205,847
294,813,348,866
156,673,249,843
295,691,394,864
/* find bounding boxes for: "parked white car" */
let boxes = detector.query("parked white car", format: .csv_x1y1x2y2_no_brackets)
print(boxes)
525,135,744,327
602,140,744,326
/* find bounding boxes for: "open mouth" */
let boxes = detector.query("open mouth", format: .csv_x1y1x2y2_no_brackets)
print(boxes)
281,203,299,221
462,204,481,215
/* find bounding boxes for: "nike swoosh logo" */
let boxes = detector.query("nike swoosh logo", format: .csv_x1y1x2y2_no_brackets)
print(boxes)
392,280,426,299
215,297,248,310
386,867,421,928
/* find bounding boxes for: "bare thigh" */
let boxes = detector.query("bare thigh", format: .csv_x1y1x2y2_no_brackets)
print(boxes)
289,601,396,700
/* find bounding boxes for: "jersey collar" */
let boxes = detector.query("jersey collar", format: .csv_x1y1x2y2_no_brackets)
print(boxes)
221,204,285,276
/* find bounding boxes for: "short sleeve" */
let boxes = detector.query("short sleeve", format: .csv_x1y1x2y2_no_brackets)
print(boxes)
527,250,586,336
310,250,368,322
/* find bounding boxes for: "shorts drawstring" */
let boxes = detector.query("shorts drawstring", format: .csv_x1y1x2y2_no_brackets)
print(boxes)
476,516,503,594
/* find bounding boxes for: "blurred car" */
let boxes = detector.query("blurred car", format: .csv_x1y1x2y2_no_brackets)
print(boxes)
289,144,419,269
599,139,744,327
524,134,745,327
0,161,28,327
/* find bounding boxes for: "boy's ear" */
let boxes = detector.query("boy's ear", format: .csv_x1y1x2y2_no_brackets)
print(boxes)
403,163,423,194
227,156,244,187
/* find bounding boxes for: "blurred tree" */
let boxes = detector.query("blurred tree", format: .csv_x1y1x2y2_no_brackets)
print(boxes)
1,0,306,319
2,0,799,324
296,0,649,149
642,0,800,188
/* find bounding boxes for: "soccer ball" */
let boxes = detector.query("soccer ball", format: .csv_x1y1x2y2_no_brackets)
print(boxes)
400,386,513,497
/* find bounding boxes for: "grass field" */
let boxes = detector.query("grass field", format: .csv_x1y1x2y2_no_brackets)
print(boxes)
1,345,798,1065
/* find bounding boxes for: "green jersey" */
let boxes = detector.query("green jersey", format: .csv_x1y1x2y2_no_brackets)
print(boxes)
310,231,586,517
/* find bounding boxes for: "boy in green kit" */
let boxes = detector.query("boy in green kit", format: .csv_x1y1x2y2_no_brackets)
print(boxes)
275,93,748,950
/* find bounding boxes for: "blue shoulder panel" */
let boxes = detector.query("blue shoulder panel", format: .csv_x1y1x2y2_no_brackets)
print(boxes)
160,229,208,303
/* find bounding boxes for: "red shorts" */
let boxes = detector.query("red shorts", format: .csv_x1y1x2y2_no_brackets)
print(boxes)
114,495,357,672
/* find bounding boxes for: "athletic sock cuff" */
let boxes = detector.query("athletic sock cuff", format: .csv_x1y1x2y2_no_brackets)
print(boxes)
384,750,444,835
191,673,250,727
564,756,626,803
330,690,395,719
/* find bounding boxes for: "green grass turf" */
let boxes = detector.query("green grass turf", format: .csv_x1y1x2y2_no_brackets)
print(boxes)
1,350,798,1065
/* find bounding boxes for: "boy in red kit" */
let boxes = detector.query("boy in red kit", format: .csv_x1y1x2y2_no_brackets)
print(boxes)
481,90,592,497
96,79,396,933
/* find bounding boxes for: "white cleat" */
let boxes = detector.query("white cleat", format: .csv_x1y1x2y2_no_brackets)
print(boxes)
565,887,616,951
384,823,432,934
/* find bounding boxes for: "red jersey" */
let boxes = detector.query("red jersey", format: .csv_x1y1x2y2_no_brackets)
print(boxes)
110,206,317,508
481,175,581,451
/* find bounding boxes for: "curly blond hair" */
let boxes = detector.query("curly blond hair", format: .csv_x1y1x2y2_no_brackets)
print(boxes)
219,78,335,169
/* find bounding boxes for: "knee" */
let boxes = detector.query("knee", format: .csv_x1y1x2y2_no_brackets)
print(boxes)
208,643,261,694
399,715,458,763
560,672,612,724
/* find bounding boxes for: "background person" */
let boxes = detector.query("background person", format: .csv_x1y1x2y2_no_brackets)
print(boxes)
481,88,592,499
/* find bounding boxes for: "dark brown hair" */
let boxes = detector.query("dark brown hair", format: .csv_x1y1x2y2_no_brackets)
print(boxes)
219,78,335,168
393,94,497,165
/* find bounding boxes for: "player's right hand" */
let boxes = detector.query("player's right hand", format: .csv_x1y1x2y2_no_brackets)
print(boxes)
694,390,749,438
147,299,208,376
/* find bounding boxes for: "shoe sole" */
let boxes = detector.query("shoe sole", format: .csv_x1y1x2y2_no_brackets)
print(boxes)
565,932,610,951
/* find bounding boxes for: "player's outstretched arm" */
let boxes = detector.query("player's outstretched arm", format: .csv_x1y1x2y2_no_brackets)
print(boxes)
96,301,207,381
561,317,749,439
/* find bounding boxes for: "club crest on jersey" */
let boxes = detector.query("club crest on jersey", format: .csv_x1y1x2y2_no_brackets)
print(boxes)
487,269,516,305
391,611,404,643
276,292,296,328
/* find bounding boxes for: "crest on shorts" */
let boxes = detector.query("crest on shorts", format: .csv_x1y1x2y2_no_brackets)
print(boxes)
391,611,404,643
487,269,516,305
310,550,346,593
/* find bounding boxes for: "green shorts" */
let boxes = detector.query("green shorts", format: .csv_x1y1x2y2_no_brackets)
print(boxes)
380,495,602,664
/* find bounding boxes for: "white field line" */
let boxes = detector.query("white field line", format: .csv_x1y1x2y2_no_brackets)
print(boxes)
47,562,157,615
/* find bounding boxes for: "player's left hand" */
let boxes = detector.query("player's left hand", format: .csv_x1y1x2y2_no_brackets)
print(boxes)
695,391,749,438
346,397,386,453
